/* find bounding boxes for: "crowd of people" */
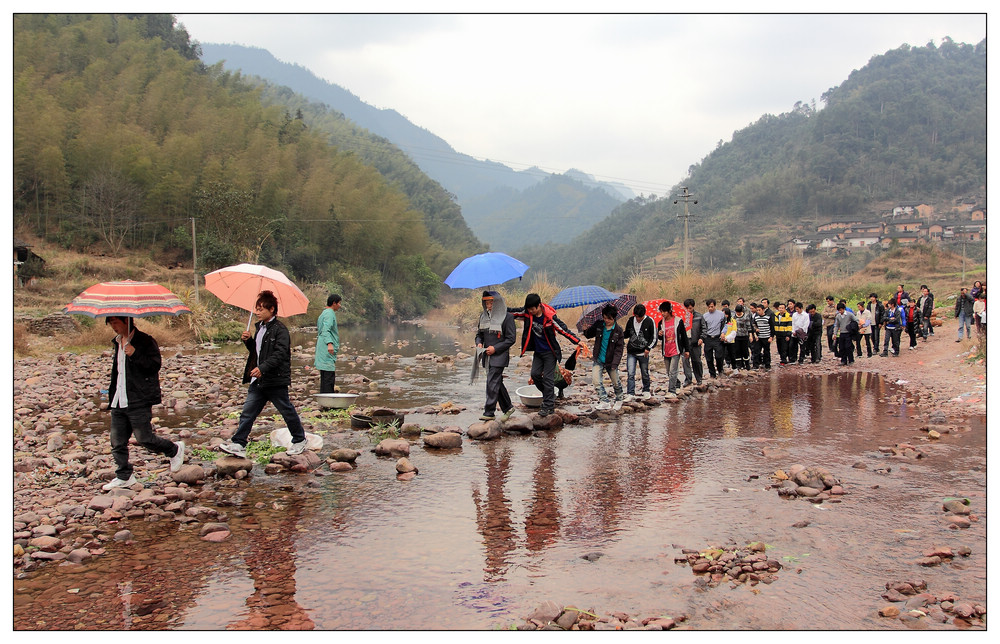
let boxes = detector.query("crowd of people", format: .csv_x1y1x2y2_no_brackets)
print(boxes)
472,284,987,419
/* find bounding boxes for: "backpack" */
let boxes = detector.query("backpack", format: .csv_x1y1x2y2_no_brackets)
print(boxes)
846,318,860,336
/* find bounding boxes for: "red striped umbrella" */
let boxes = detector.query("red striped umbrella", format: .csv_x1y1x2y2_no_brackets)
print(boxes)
63,280,191,318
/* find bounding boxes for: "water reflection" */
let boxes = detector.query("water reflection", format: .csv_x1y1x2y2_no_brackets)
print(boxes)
14,365,983,631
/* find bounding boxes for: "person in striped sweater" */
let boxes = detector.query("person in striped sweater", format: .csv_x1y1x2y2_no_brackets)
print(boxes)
751,302,774,370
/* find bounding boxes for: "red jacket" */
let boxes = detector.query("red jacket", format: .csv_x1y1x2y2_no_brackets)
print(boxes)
510,303,581,361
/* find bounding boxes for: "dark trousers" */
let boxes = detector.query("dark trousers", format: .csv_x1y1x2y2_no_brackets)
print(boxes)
826,325,836,353
883,328,901,355
809,333,823,362
233,381,306,447
484,364,512,415
733,336,751,370
752,338,771,369
788,336,801,363
702,337,725,377
855,334,872,357
871,325,881,351
682,343,704,384
775,335,788,363
110,405,177,480
530,351,557,412
319,370,336,393
838,333,855,364
906,324,919,348
724,343,735,369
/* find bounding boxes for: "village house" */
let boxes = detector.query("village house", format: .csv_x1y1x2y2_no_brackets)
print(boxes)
890,219,924,234
843,232,881,248
14,238,45,288
947,224,986,242
970,207,986,221
817,219,867,233
881,231,921,247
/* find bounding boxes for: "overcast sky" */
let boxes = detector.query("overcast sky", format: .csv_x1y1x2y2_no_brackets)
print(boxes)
176,12,985,196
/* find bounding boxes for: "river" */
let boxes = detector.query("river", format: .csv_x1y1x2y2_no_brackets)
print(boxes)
12,322,987,630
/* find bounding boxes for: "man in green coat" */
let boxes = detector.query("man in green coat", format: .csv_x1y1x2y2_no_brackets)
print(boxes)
315,294,341,393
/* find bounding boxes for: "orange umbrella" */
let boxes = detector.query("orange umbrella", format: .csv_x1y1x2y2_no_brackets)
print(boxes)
204,263,309,329
63,280,191,318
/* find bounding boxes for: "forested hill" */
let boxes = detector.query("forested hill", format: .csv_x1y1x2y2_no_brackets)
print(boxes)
13,14,485,318
197,43,633,251
519,38,986,286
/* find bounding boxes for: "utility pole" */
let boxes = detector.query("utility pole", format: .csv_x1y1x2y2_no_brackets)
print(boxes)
673,187,698,272
191,218,199,304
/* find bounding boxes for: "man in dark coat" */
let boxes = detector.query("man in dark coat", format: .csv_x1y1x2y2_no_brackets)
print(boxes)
220,290,307,457
509,293,584,417
475,291,517,421
103,316,184,490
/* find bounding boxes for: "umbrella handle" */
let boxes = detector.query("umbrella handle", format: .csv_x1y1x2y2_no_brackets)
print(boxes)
246,310,254,332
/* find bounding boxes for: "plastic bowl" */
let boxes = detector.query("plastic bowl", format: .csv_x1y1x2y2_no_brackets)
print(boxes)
314,393,359,409
515,386,543,408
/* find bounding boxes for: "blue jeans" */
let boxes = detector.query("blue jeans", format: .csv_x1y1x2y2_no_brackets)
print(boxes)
592,361,623,402
626,352,650,395
957,312,972,339
232,381,306,446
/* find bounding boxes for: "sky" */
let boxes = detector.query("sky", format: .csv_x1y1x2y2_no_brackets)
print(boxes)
174,11,986,197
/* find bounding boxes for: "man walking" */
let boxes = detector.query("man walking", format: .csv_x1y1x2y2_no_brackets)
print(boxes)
623,303,656,400
314,293,341,393
918,286,934,340
955,286,975,342
867,293,885,351
102,316,184,490
220,290,308,457
700,298,726,378
510,293,584,417
681,299,705,386
822,296,838,355
475,291,517,421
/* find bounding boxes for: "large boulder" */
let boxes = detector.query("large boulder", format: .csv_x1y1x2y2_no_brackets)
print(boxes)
503,416,534,434
467,420,502,441
328,448,361,463
171,464,206,485
532,413,564,431
214,455,253,478
423,432,462,449
374,439,410,457
271,451,323,472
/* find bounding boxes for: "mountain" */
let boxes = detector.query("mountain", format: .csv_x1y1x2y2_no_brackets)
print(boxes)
12,14,484,318
520,38,986,286
196,43,632,249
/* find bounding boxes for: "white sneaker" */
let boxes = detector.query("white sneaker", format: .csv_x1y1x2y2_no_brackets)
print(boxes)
640,391,651,400
219,442,247,458
733,369,741,375
286,441,307,456
623,394,636,402
102,475,137,491
169,441,185,473
612,400,623,411
595,401,611,411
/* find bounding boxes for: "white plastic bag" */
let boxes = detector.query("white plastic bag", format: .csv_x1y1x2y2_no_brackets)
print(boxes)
269,427,323,451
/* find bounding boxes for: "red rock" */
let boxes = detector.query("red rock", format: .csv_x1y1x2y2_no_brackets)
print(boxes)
201,530,231,542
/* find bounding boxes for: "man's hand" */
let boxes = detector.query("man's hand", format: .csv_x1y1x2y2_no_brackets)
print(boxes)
241,330,252,341
327,343,336,355
250,367,262,379
485,346,496,355
123,344,135,357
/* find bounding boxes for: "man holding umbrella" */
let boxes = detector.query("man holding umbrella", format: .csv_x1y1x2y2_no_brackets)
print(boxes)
219,290,308,457
475,291,517,421
102,316,185,490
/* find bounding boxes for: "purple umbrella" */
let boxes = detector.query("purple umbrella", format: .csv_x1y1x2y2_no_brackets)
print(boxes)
575,293,638,332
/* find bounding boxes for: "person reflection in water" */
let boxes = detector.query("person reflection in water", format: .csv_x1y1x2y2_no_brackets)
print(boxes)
524,442,561,552
229,501,315,630
471,445,517,581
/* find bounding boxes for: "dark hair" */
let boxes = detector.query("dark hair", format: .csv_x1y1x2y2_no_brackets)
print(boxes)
826,295,835,301
705,298,716,306
658,301,672,315
920,285,928,290
734,304,744,314
857,301,866,309
721,299,730,306
806,304,816,312
869,293,878,299
633,304,646,317
761,297,770,304
256,290,278,315
796,301,804,310
327,293,342,306
524,293,541,309
723,308,732,320
105,315,130,325
683,298,695,308
602,304,619,319
836,302,846,311
749,302,758,310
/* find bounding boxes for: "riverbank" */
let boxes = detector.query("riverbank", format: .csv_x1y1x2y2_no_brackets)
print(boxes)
11,316,986,629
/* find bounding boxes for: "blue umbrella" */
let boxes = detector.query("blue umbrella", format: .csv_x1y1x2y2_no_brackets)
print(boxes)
549,285,618,310
444,252,529,289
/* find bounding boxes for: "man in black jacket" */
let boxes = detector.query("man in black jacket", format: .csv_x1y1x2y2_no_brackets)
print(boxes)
102,316,184,490
681,299,705,385
220,290,307,457
623,303,657,399
866,293,885,351
475,291,517,421
918,285,935,340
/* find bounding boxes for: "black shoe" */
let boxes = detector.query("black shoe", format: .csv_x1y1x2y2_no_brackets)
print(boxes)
538,409,552,417
880,352,888,357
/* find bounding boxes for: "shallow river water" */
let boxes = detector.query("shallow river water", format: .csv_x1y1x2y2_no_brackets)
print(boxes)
13,323,987,630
